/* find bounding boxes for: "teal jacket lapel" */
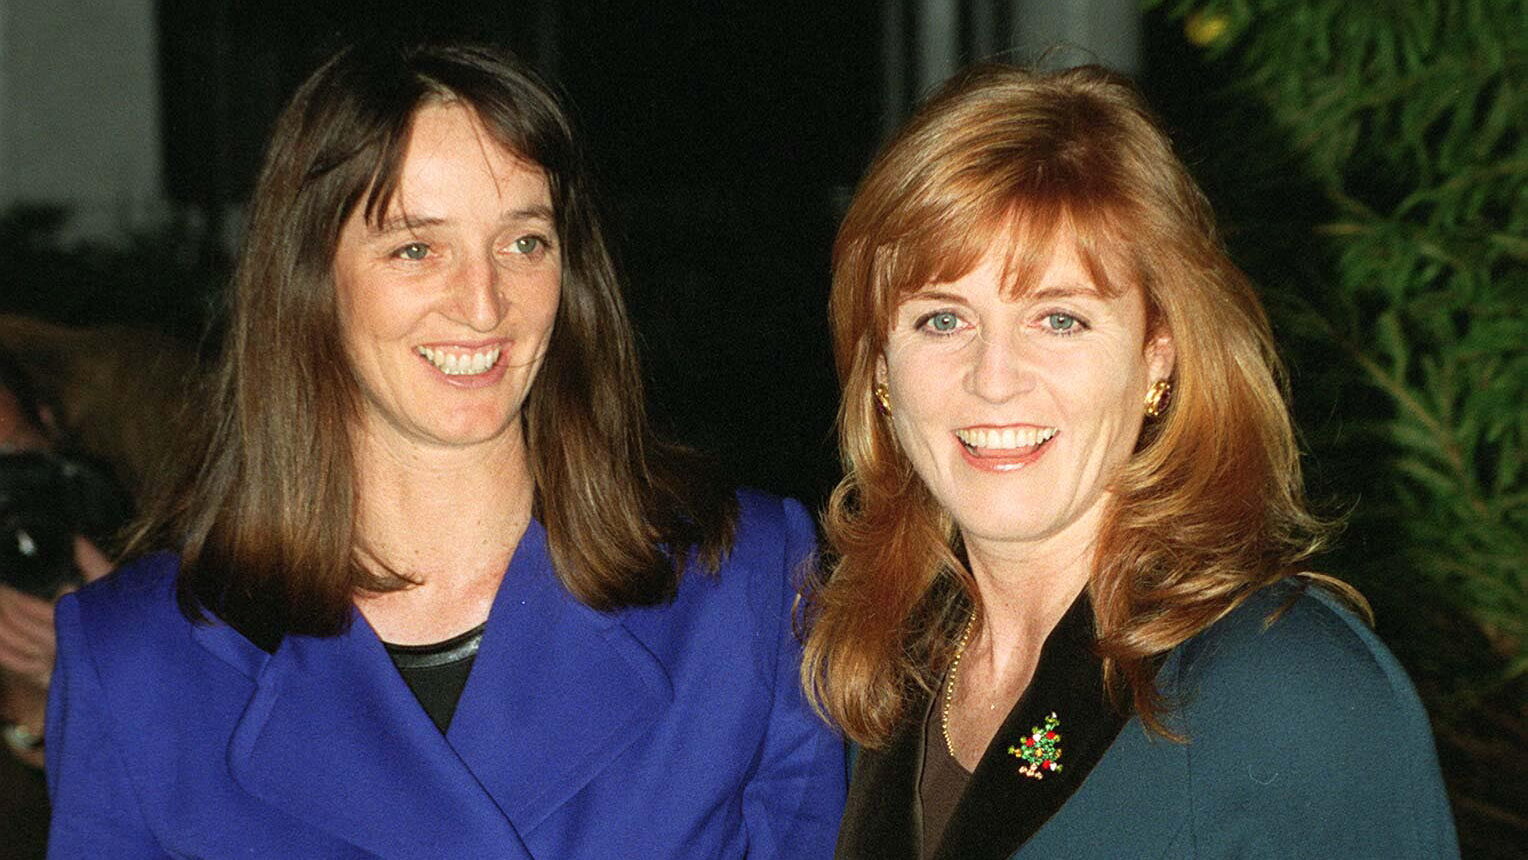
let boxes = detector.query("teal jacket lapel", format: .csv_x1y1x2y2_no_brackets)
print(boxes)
838,595,1135,860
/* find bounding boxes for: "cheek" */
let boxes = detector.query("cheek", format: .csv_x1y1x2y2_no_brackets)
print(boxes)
884,359,937,427
1079,363,1148,448
520,268,562,330
333,288,373,354
534,280,562,333
883,336,965,411
354,285,437,344
885,370,954,467
334,267,387,341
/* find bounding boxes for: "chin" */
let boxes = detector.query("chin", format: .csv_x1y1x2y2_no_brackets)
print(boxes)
383,405,519,449
436,419,519,447
954,513,1053,547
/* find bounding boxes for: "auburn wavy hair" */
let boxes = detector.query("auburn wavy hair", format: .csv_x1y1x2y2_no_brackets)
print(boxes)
800,63,1362,745
127,40,735,650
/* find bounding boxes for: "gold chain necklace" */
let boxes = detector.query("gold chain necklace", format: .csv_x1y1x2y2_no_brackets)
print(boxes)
940,611,978,759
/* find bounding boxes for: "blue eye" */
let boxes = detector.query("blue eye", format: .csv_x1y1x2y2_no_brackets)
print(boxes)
395,242,429,261
926,312,960,333
512,235,546,255
1044,313,1080,333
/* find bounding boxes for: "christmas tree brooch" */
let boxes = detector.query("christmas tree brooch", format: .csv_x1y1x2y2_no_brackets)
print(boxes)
1007,712,1063,780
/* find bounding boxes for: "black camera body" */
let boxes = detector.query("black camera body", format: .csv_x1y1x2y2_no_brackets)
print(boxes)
0,451,132,598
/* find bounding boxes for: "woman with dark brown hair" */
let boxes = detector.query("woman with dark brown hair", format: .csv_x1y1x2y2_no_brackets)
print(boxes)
802,63,1456,859
45,40,843,857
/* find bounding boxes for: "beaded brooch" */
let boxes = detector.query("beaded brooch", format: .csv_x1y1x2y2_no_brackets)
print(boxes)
1007,711,1063,780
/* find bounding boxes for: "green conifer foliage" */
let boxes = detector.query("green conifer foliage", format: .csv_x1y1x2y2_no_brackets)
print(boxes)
1144,3,1524,849
1148,0,1524,673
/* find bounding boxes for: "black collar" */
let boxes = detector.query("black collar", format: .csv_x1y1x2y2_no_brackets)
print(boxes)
838,592,1129,860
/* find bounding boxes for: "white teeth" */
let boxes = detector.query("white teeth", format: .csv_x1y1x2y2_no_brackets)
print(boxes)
416,346,502,376
955,426,1058,450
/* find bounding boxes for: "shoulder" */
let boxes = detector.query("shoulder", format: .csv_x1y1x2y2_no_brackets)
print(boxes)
727,488,816,568
630,489,815,632
620,491,815,681
723,490,817,631
59,551,265,683
676,488,817,610
63,551,184,642
56,552,186,673
1166,580,1458,856
53,554,198,728
1174,580,1415,717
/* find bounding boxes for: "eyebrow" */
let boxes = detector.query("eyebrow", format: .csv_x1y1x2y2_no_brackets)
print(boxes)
1027,284,1103,300
371,205,557,236
900,283,1106,310
901,289,966,304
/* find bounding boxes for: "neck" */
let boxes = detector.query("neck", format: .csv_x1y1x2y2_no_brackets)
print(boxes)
964,544,1091,682
960,498,1107,684
351,422,534,643
940,538,1094,771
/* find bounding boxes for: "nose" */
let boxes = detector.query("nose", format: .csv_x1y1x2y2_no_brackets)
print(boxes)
965,326,1036,403
451,250,509,332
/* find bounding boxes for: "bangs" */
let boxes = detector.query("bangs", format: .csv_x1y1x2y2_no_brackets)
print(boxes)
357,122,411,230
356,117,416,231
357,90,462,231
871,189,1137,327
341,53,563,236
286,83,430,255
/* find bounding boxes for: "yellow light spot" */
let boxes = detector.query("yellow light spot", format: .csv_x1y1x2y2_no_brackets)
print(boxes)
1185,12,1231,46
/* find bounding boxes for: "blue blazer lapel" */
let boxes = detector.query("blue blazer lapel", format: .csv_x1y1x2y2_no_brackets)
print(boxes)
446,519,674,833
225,608,532,858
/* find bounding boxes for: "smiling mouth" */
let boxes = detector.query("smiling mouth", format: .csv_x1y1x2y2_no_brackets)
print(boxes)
954,426,1059,458
416,345,502,376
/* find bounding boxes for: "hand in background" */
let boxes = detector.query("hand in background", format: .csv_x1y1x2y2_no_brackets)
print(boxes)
0,537,112,690
1,536,112,768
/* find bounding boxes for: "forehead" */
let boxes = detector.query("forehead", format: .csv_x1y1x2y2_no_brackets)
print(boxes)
359,101,552,230
402,103,545,192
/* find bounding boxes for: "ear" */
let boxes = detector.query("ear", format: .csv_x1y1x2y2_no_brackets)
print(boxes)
1145,326,1175,384
874,354,889,386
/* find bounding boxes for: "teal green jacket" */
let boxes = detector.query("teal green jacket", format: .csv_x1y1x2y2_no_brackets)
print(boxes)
837,583,1459,859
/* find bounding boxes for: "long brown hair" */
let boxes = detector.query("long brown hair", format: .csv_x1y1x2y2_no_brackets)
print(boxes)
801,63,1362,745
129,41,735,650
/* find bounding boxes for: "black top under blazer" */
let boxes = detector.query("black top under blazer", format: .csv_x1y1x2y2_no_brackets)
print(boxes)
837,582,1460,859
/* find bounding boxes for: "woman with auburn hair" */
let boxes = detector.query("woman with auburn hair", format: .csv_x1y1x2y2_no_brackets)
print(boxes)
803,63,1456,859
45,40,843,857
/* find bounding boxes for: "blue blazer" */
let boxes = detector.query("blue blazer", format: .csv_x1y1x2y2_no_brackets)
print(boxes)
47,491,845,858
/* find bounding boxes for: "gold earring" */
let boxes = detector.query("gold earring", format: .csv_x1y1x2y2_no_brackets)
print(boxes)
873,382,893,416
1144,380,1172,418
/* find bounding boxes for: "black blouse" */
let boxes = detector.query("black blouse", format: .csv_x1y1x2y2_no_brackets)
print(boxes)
383,623,487,733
